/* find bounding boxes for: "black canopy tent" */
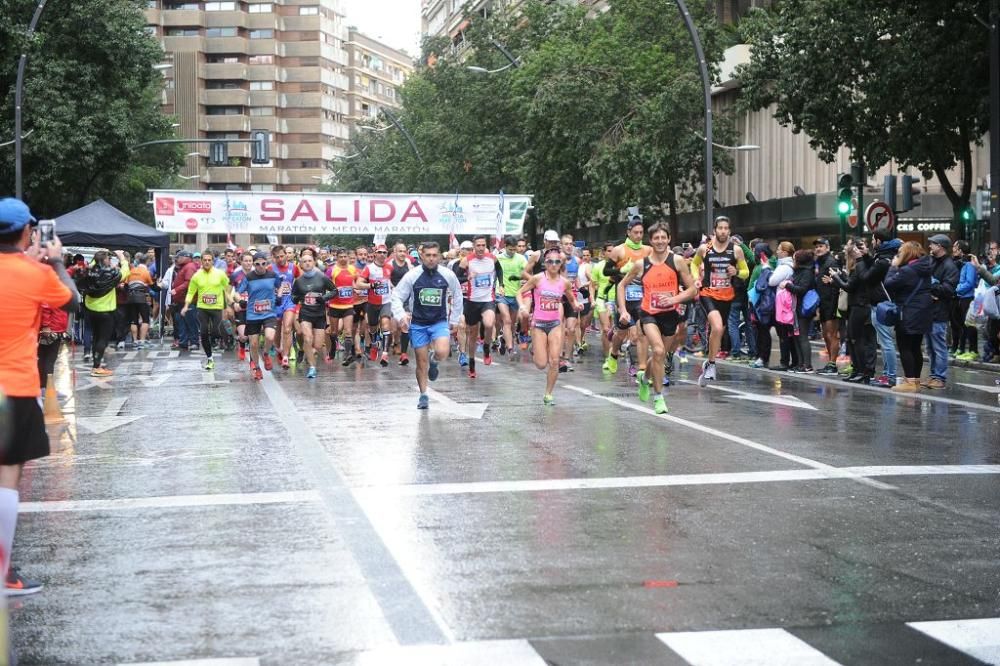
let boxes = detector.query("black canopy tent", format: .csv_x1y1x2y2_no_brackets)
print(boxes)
55,199,170,261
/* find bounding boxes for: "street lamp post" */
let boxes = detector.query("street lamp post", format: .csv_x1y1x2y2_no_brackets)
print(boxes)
673,0,713,236
14,0,48,199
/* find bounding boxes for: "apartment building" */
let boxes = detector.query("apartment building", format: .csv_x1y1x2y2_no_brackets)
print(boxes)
345,29,414,124
145,0,353,199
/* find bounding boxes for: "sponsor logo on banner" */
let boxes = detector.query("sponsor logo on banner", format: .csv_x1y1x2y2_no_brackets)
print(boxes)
185,218,198,230
178,200,212,213
155,198,175,216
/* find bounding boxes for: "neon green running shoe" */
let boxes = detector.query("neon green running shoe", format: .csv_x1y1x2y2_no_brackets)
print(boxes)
637,370,650,402
543,394,555,406
653,395,667,414
602,354,618,374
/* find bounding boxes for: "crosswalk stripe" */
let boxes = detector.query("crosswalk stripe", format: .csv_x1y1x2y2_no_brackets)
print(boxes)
656,628,843,665
351,639,547,665
908,618,1000,665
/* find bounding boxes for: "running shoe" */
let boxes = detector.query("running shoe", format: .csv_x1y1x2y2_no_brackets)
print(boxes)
380,352,389,367
559,359,569,373
627,364,638,377
275,350,284,365
280,356,290,369
306,366,317,379
263,354,273,371
458,352,469,367
817,362,839,375
716,351,729,360
498,337,507,355
5,567,42,596
250,362,261,380
341,354,354,367
653,395,668,414
468,369,477,379
83,352,93,362
637,370,650,402
237,345,246,361
399,353,409,366
543,394,555,406
579,341,589,352
369,345,379,362
90,368,113,377
662,376,671,387
698,360,716,386
483,353,493,366
750,358,765,369
204,358,215,371
429,358,440,381
417,394,429,410
602,355,618,374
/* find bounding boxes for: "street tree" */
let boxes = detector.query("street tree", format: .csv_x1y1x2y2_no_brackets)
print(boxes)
737,0,989,221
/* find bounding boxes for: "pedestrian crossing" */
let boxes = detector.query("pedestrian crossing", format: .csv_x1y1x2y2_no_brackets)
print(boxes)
343,617,1000,665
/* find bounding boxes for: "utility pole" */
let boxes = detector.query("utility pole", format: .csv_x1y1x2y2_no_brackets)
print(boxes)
991,0,1000,242
14,0,48,200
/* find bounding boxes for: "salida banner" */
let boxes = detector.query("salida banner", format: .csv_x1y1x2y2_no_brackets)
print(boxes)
150,191,532,237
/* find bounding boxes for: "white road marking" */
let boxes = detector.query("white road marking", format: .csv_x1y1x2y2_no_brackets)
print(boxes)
908,618,1000,665
20,490,319,513
118,658,260,666
76,397,145,434
956,382,1000,395
657,628,842,666
425,387,488,419
352,639,546,665
563,384,895,491
690,381,817,410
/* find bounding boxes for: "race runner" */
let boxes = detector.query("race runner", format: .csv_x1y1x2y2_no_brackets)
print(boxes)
495,235,527,356
391,241,464,410
181,250,230,371
517,247,583,405
617,223,698,413
228,252,254,361
389,242,414,365
454,235,502,378
291,249,335,378
602,218,652,377
237,252,282,379
270,245,301,369
590,242,616,359
326,248,358,367
356,244,395,367
690,216,749,385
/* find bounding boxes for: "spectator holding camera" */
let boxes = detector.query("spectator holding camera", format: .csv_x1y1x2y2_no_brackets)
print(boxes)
883,241,934,393
828,237,876,383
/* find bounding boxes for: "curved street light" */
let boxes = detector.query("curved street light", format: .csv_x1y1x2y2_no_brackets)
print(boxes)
466,61,518,75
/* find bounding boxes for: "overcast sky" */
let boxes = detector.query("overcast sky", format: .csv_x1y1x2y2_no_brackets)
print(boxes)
341,0,422,56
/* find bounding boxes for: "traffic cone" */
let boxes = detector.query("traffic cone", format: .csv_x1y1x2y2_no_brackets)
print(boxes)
43,375,64,424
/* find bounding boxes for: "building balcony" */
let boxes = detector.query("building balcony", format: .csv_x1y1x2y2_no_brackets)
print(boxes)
249,91,277,107
161,9,203,27
247,13,280,30
203,62,247,79
284,66,322,83
250,117,279,133
204,36,248,54
247,64,281,81
280,92,333,109
144,8,160,23
282,41,321,58
250,167,279,185
163,35,205,53
280,143,338,160
248,39,279,56
202,89,250,106
281,118,334,134
281,15,320,31
204,11,246,28
282,168,328,186
202,115,251,133
204,166,250,184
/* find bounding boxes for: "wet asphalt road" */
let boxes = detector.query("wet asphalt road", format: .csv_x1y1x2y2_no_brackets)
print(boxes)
10,333,1000,665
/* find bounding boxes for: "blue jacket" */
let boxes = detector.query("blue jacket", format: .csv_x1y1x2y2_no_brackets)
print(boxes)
237,268,283,322
884,255,934,335
391,263,464,326
956,260,977,298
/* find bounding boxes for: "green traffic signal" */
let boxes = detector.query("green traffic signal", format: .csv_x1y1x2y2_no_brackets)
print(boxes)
960,206,974,222
837,200,851,215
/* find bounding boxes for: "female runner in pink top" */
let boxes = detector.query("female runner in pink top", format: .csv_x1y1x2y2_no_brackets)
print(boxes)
517,247,583,405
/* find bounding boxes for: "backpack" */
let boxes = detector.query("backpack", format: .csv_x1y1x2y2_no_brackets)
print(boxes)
799,288,820,318
776,288,796,325
752,267,776,325
983,285,1000,321
82,265,120,298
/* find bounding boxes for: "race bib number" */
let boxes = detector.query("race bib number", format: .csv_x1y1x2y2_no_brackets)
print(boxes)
201,293,218,306
710,271,730,290
337,286,354,299
650,291,675,311
461,281,471,298
253,299,272,314
624,283,643,301
279,282,291,296
473,274,492,289
357,289,369,298
539,291,561,311
418,288,443,307
374,281,390,296
304,294,318,306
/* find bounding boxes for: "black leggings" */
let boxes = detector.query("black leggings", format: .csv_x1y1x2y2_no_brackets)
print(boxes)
755,321,772,365
197,309,223,358
776,322,800,368
950,297,977,353
896,330,924,379
87,309,115,369
38,340,62,390
847,305,876,376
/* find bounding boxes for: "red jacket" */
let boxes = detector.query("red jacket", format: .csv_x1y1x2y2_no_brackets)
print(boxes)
41,305,69,333
171,261,198,302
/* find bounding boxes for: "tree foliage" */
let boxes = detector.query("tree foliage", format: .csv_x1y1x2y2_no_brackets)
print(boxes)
737,0,989,214
334,0,735,233
0,0,183,221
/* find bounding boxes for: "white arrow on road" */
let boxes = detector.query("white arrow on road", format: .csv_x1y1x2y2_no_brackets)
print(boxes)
76,397,145,435
425,388,488,419
956,382,1000,395
683,381,817,411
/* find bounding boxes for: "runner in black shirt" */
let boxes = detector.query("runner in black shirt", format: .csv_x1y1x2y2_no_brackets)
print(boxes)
291,250,335,378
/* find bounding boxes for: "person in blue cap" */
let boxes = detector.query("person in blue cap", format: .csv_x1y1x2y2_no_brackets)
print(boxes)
0,198,80,595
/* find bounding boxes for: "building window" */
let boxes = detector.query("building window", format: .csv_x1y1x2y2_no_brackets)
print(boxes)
249,107,274,116
248,55,274,65
298,6,319,15
206,106,243,115
248,3,273,13
207,132,241,140
206,27,238,38
208,234,230,244
206,80,241,89
164,2,198,9
165,28,199,36
249,29,274,40
204,1,237,10
249,81,274,91
207,54,241,64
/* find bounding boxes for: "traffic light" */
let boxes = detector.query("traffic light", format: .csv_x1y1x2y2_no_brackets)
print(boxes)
209,141,228,166
883,175,897,212
901,174,921,211
976,189,991,220
837,173,853,216
251,130,270,164
961,206,975,223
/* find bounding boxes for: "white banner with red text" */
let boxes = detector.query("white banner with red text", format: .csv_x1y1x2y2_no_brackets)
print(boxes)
150,191,532,237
